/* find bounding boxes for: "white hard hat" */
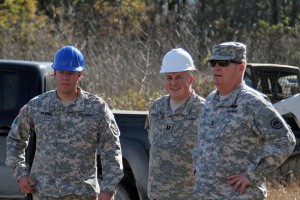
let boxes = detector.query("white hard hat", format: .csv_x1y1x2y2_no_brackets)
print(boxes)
160,48,196,73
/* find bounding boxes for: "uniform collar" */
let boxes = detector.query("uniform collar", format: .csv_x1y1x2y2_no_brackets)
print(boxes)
212,82,246,107
48,87,86,112
165,90,196,116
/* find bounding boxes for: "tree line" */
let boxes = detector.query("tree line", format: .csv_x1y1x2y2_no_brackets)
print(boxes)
1,0,299,110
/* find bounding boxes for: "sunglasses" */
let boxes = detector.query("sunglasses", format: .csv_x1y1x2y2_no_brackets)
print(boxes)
209,60,242,67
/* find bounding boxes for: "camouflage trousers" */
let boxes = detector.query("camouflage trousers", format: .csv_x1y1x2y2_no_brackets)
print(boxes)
32,192,97,200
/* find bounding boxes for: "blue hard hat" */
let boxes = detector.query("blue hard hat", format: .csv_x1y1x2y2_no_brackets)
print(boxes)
52,46,85,72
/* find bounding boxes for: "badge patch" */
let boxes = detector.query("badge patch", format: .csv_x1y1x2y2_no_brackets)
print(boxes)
271,118,283,129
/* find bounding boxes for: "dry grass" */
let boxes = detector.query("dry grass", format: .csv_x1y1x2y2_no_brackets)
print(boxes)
267,179,300,200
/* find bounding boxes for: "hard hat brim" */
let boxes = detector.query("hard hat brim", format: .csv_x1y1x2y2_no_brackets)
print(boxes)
52,65,84,72
160,66,195,73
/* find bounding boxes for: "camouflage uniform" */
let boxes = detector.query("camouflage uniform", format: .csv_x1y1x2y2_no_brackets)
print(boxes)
147,90,205,200
6,88,123,198
193,83,296,200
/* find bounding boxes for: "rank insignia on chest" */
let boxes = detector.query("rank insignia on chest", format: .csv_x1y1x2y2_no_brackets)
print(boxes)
166,125,172,131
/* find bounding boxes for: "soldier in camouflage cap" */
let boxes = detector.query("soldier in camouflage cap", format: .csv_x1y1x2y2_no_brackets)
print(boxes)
146,48,205,199
192,42,296,199
6,46,123,200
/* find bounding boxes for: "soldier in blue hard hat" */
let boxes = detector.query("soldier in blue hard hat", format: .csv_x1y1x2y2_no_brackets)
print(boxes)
192,42,296,199
6,46,123,200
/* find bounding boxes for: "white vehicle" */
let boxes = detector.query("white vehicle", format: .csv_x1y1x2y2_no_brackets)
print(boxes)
274,93,300,133
273,94,300,177
245,63,300,178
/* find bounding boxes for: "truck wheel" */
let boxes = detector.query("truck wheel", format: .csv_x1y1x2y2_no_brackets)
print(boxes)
115,184,131,200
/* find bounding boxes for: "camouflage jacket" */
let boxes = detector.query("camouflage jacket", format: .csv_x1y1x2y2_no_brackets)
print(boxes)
6,88,123,197
147,90,205,199
193,83,296,200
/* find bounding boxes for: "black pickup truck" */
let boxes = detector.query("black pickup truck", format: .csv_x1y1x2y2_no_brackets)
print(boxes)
0,60,149,200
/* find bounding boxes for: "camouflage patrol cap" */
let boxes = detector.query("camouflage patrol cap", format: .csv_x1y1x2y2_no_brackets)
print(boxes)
209,42,246,61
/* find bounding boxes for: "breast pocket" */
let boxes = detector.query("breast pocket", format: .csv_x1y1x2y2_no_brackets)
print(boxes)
68,113,99,142
34,113,56,140
209,116,230,140
153,117,196,148
215,110,249,141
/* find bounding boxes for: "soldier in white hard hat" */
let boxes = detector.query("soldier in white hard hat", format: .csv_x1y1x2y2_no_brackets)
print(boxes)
192,42,296,199
146,48,205,199
6,46,123,200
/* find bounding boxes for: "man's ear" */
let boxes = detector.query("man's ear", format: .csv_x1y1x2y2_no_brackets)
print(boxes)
189,75,194,84
240,63,246,72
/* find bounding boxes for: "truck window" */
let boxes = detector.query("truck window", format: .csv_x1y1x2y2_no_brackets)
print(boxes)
278,75,299,96
45,74,56,92
256,70,275,95
244,68,253,88
0,71,21,110
255,69,299,102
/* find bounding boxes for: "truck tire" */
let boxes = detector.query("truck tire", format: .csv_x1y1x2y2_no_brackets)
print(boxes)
115,184,131,200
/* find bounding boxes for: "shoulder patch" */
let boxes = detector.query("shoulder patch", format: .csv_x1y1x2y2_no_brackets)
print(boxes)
271,118,283,129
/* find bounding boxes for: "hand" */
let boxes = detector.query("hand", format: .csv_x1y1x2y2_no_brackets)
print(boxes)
98,192,114,200
226,173,250,195
18,175,36,194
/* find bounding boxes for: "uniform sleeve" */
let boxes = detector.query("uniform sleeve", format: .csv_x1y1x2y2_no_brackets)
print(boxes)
192,95,207,166
147,100,160,145
5,105,32,181
245,103,296,182
147,104,155,145
192,111,205,169
98,104,124,194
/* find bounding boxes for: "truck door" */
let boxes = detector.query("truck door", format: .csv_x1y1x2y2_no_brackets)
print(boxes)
0,62,40,198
